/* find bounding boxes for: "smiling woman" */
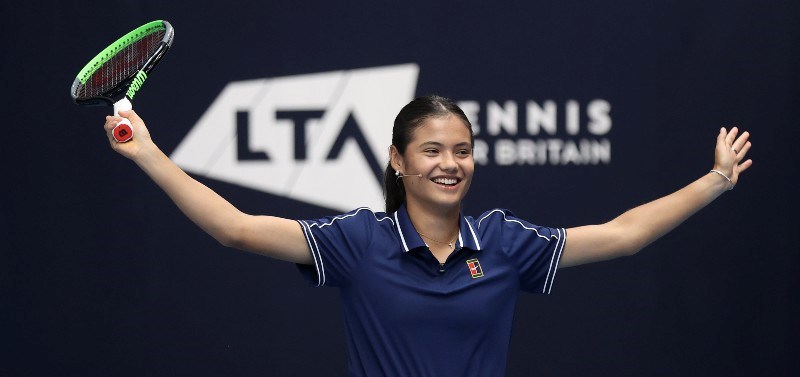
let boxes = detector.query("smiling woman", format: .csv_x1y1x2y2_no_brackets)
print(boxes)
103,94,752,377
383,95,476,214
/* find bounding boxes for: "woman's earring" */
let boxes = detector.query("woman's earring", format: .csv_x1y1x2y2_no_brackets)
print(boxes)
395,170,400,177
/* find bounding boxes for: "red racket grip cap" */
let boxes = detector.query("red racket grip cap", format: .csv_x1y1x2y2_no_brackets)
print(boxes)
113,118,133,142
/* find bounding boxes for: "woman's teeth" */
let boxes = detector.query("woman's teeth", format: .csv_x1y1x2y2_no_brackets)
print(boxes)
432,178,457,185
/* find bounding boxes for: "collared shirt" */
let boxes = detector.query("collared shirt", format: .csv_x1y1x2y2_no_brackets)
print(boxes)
297,204,566,377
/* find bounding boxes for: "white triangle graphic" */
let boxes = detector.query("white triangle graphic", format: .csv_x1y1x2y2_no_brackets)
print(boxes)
171,64,419,212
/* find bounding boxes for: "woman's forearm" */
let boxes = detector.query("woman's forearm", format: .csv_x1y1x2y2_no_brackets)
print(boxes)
610,172,730,254
561,127,752,268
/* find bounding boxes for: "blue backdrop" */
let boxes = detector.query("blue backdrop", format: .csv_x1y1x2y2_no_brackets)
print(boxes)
3,0,798,375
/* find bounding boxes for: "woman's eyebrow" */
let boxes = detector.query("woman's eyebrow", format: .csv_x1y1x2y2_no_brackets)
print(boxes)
418,141,471,148
419,141,443,147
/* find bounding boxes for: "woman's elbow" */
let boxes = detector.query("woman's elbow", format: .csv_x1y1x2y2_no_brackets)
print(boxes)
605,220,651,257
212,221,247,249
217,233,240,249
621,245,643,257
618,233,656,257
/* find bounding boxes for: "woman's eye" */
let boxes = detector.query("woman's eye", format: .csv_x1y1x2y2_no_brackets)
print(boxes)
457,149,471,156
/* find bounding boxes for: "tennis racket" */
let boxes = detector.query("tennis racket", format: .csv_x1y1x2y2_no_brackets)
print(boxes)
71,20,174,142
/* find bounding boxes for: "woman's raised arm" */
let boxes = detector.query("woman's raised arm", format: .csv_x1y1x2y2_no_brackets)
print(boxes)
104,110,313,265
560,127,753,268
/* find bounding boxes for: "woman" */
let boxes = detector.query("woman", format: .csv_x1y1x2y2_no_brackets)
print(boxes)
103,95,752,376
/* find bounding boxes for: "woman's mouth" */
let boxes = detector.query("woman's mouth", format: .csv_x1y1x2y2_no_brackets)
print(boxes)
431,177,460,187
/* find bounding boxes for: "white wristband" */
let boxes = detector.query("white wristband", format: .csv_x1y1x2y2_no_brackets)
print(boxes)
710,169,734,191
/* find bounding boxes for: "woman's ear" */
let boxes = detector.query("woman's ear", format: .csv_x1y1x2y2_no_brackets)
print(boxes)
389,145,402,171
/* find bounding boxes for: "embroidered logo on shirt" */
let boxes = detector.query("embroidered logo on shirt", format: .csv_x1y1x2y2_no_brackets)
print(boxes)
466,258,484,279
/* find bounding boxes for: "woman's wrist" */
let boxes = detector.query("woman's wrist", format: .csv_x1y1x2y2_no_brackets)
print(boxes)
708,169,734,191
133,143,167,170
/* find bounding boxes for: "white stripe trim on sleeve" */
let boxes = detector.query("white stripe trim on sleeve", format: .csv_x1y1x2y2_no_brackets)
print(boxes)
311,207,394,229
477,209,556,242
298,220,324,287
542,227,566,294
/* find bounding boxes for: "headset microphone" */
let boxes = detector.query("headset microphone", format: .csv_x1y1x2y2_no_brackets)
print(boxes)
395,171,423,178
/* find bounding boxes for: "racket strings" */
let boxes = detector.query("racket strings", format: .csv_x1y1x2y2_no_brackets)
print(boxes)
76,30,166,99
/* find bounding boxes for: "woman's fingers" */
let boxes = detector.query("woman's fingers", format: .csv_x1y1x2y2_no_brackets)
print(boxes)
731,131,750,155
736,140,752,160
104,116,119,143
725,126,739,146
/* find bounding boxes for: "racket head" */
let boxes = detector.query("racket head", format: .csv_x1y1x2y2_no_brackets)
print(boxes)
71,20,174,107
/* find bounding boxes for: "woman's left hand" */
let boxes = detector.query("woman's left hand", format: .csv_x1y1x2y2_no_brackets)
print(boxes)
713,127,753,187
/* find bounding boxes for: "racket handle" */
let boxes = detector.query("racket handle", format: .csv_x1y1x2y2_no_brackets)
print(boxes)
113,97,133,143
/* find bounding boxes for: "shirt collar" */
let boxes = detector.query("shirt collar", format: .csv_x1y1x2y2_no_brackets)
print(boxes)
392,204,482,253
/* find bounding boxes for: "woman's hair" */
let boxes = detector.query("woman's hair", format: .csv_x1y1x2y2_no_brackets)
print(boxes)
383,95,474,213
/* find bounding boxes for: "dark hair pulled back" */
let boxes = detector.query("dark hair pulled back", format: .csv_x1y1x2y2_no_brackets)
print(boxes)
383,95,474,213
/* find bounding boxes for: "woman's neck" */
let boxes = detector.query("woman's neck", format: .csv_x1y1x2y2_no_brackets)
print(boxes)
405,200,460,244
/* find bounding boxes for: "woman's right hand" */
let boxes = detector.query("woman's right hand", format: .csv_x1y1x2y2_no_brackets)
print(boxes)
712,126,753,188
104,109,156,161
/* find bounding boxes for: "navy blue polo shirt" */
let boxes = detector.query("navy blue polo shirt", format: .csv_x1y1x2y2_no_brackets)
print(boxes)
297,204,566,377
